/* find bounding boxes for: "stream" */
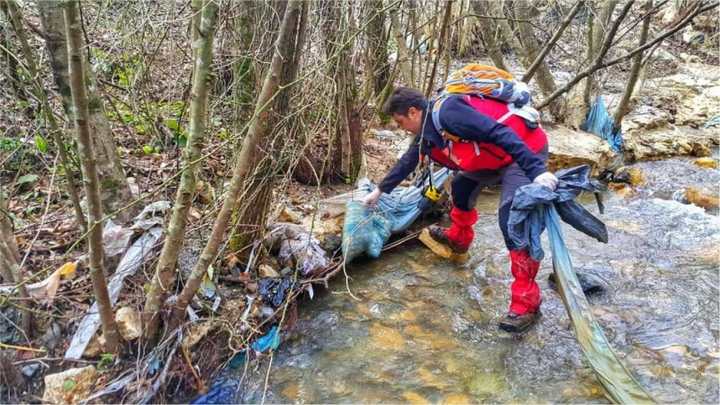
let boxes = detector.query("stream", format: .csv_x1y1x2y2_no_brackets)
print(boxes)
229,157,719,404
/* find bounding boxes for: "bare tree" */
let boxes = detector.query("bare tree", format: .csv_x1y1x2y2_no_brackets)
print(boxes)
321,0,363,182
389,5,413,83
0,184,31,335
38,0,133,222
365,0,390,99
425,0,454,97
582,0,619,110
613,0,653,128
63,0,120,353
513,0,562,117
1,0,85,230
143,0,219,341
168,0,306,328
470,0,509,70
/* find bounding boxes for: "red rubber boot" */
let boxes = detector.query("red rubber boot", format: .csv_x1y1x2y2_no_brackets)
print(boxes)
419,207,478,262
498,249,542,333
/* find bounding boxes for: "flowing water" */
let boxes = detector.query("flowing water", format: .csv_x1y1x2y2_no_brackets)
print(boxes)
234,157,720,404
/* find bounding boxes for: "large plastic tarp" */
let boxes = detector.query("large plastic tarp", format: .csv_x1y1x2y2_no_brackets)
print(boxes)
342,168,451,262
508,165,608,261
581,96,623,152
508,165,654,403
547,205,654,404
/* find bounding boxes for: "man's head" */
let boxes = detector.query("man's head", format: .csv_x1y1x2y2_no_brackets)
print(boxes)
383,87,427,135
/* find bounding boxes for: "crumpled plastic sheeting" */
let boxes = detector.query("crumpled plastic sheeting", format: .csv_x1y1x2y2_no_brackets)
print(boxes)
342,168,451,262
251,326,281,352
191,376,237,404
258,277,295,308
581,96,623,152
508,165,608,261
546,205,654,403
267,224,329,276
190,327,282,404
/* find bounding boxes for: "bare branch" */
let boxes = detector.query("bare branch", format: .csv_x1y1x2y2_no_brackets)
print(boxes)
522,0,585,82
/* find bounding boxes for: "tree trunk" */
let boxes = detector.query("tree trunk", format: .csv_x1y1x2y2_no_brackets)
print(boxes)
0,4,27,103
64,0,120,353
613,0,652,128
142,0,218,341
38,0,133,222
425,0,453,97
583,6,595,107
389,7,413,83
0,184,31,336
470,1,509,70
521,0,584,83
2,0,85,231
365,0,389,98
513,0,562,117
231,0,309,255
169,0,305,328
312,0,363,184
583,0,618,106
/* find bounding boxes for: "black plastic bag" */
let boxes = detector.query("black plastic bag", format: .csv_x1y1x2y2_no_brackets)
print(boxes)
508,165,607,261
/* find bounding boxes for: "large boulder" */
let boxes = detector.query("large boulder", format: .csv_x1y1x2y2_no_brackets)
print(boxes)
623,125,719,161
546,125,617,174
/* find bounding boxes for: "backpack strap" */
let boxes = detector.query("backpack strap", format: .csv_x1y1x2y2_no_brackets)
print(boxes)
430,94,448,134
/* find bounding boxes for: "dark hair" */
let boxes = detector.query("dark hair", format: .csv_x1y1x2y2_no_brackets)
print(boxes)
383,87,427,116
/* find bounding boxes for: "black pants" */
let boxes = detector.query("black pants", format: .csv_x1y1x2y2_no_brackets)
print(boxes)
451,148,549,250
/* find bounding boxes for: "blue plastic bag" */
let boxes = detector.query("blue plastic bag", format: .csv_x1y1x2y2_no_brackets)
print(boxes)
581,96,623,152
341,169,451,262
251,326,281,353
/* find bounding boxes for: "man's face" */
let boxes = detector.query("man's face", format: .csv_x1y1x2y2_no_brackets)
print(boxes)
392,107,423,135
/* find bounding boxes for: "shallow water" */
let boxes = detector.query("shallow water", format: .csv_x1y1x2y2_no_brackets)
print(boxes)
236,158,720,404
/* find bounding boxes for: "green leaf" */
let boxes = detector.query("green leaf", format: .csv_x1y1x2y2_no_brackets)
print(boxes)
142,145,154,155
62,379,76,392
34,134,48,154
17,174,39,186
164,118,180,132
98,353,115,370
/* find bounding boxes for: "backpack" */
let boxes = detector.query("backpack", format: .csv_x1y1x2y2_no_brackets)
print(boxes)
430,64,540,133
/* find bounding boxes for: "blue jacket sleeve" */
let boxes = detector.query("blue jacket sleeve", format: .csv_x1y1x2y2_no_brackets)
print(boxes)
439,96,547,180
378,136,421,193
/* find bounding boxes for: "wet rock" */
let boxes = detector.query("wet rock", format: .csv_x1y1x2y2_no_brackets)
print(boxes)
546,125,617,174
624,126,720,161
685,187,720,210
613,167,645,186
694,157,718,169
115,306,141,341
548,271,607,296
608,183,636,198
623,105,672,131
43,365,97,404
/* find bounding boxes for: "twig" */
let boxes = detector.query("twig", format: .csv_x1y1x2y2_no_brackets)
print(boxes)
0,342,46,352
522,0,585,83
182,345,206,393
537,1,718,109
